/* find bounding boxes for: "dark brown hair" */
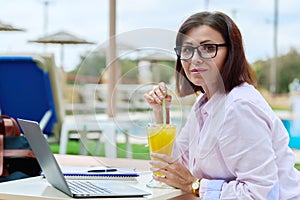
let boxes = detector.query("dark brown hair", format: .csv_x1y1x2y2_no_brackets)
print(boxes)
175,11,256,97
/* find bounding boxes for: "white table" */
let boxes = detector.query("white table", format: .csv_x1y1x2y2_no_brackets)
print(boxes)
0,155,188,200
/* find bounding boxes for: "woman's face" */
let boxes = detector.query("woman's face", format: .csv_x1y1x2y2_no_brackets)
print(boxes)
181,25,228,91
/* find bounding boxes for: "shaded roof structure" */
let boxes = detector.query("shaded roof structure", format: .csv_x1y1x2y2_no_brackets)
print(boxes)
0,20,25,31
29,30,94,69
29,31,94,44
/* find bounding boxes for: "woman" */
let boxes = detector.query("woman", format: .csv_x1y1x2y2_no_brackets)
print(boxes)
144,11,300,199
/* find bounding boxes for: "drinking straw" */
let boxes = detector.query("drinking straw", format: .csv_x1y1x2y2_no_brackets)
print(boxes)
162,96,167,125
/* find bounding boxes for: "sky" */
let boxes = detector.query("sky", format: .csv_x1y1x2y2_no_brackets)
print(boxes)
1,0,300,72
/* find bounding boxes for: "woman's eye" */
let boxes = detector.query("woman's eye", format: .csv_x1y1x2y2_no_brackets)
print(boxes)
182,47,192,53
204,45,216,52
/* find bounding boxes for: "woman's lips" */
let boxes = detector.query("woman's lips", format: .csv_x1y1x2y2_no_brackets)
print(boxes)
191,68,207,73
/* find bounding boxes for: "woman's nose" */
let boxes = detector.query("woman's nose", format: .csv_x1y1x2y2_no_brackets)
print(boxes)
191,49,204,64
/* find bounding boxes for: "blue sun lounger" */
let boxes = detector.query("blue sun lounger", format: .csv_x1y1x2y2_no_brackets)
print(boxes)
0,55,64,138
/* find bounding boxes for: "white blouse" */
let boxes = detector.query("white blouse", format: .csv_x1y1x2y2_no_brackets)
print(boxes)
173,82,300,199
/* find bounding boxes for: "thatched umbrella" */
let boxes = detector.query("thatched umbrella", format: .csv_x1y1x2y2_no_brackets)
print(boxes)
0,20,25,31
29,30,94,69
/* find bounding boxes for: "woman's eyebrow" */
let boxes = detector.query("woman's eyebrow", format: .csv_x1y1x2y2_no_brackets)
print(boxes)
182,40,215,45
200,40,214,44
182,41,193,45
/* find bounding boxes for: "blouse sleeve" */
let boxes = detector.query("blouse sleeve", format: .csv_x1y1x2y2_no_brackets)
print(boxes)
200,99,280,200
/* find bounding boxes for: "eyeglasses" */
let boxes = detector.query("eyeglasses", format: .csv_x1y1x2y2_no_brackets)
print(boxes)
174,43,227,60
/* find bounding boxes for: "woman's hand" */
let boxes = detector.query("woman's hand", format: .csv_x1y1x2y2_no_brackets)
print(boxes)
144,82,172,108
150,153,196,193
144,82,172,123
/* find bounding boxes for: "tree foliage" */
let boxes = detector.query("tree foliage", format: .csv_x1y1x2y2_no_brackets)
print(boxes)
70,51,175,84
69,51,106,78
253,48,300,94
69,48,300,94
119,59,175,84
119,58,139,83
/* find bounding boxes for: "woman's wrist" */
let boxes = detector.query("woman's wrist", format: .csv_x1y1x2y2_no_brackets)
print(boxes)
191,178,201,197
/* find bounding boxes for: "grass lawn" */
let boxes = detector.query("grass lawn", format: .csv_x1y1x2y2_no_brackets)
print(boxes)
49,140,150,160
295,163,300,171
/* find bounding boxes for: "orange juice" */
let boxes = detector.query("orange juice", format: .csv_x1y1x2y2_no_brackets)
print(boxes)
147,124,176,176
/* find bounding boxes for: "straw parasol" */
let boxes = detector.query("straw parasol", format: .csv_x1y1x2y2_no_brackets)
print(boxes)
29,30,94,69
0,20,25,31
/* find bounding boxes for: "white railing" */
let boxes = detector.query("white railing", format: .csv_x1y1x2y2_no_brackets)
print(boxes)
61,83,196,158
68,83,196,114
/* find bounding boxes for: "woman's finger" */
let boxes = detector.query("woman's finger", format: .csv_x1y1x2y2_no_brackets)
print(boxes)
143,93,154,103
144,91,162,105
144,82,170,106
150,153,175,164
149,160,170,169
153,89,164,101
152,173,183,189
152,165,195,192
158,82,167,93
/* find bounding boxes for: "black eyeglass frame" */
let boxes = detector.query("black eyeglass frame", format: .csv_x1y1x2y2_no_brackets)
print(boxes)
174,43,227,60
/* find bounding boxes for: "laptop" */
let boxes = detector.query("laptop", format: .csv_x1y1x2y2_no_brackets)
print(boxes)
18,119,151,198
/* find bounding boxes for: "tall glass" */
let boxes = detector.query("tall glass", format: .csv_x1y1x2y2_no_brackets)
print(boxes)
147,123,176,188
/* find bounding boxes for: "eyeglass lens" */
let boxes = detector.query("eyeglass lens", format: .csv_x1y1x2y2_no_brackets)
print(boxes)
180,44,218,60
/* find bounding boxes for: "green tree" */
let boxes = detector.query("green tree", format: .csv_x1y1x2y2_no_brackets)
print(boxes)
277,48,300,93
253,59,271,90
155,61,175,83
69,51,106,83
253,48,300,94
119,59,139,83
69,51,176,84
119,59,175,84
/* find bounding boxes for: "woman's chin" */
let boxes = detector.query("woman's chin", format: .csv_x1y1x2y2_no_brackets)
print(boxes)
190,78,205,87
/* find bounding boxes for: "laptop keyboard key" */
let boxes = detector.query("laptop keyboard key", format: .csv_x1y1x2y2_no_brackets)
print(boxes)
68,181,112,194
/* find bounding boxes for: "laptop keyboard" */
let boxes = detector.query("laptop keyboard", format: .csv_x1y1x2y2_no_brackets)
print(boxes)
68,181,112,194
